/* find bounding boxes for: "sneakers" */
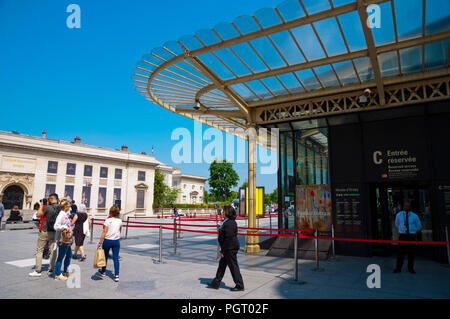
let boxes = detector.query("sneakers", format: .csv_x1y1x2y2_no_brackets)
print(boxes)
98,270,106,277
54,274,67,281
29,271,42,277
114,276,120,282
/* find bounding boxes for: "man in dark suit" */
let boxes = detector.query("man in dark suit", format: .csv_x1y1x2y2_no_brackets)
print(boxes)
208,205,244,291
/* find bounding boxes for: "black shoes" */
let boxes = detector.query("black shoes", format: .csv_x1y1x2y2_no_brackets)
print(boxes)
393,269,401,273
230,286,245,292
207,282,219,289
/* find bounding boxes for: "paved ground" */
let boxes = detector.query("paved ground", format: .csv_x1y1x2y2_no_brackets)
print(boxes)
0,217,449,299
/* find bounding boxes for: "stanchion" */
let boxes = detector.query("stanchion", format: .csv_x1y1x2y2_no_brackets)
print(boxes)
154,225,165,264
216,224,220,260
312,229,324,272
329,224,336,261
172,218,178,255
269,213,272,235
446,226,450,266
125,216,130,239
90,218,94,243
177,217,181,239
293,230,298,281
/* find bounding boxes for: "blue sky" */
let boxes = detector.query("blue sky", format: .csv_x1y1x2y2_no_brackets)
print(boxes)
0,0,282,193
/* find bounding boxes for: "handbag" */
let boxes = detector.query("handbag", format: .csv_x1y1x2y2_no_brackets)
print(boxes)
94,248,106,268
57,229,74,246
83,218,90,237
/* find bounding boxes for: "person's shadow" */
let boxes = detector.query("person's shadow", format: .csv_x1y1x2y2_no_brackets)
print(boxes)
198,277,232,289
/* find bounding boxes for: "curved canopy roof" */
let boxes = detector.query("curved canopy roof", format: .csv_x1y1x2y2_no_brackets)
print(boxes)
133,0,450,137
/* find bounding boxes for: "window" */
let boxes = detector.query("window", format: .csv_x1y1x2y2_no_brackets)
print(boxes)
98,187,106,208
66,163,76,175
100,167,108,178
115,168,122,180
84,165,93,177
138,171,146,181
173,180,178,187
64,185,74,202
113,188,121,201
136,190,145,208
47,161,58,174
45,184,56,198
82,186,91,208
182,195,186,203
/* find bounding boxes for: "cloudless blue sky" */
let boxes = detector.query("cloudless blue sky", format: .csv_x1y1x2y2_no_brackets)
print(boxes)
0,0,281,192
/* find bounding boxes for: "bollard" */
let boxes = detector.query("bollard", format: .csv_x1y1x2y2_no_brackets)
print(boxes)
269,213,272,234
177,217,181,239
216,224,220,260
446,226,450,265
156,225,163,264
294,230,298,281
90,218,94,243
330,224,336,260
125,216,130,239
312,229,323,271
173,218,177,255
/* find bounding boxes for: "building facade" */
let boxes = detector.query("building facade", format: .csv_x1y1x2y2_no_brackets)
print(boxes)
0,131,206,217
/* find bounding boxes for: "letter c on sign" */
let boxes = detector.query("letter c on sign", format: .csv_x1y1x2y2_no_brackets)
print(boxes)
373,151,382,165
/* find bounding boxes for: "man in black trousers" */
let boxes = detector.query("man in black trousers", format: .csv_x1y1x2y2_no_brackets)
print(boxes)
208,205,244,291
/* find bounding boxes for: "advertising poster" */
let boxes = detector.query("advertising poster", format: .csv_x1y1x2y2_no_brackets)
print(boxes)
45,184,56,199
113,188,121,201
82,186,91,208
98,187,106,208
296,185,332,231
64,185,74,202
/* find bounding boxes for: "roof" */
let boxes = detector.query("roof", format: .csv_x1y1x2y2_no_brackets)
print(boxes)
133,0,449,137
173,173,208,181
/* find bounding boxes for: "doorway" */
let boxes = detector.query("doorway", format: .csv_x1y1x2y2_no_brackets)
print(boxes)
369,182,435,259
2,185,25,210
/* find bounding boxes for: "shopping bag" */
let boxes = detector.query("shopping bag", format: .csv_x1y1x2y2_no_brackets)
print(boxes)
94,248,106,268
83,219,90,237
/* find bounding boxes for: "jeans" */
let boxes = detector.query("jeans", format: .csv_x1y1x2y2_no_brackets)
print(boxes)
55,245,72,276
101,239,120,276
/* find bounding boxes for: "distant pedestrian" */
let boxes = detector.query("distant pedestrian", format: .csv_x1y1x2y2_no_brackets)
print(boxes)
29,194,59,277
70,200,77,219
0,200,4,227
54,199,74,281
97,206,122,282
32,202,40,227
393,201,422,274
208,205,244,291
7,205,23,221
71,203,89,261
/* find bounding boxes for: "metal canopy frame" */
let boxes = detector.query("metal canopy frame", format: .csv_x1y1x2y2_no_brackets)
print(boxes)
133,0,450,136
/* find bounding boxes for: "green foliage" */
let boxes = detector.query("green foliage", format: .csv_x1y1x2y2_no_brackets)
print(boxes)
208,159,239,202
153,168,165,208
269,188,278,204
164,187,180,206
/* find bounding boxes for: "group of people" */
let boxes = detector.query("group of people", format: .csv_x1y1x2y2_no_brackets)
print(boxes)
28,193,122,282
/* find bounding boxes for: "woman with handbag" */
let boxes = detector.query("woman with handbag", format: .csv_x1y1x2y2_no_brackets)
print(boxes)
53,199,74,281
71,203,89,261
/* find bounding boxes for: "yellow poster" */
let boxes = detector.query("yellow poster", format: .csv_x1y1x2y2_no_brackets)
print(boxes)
296,185,332,231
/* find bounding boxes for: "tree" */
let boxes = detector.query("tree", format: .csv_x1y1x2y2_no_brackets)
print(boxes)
164,187,179,206
204,190,210,203
153,168,165,208
269,188,278,204
208,159,239,202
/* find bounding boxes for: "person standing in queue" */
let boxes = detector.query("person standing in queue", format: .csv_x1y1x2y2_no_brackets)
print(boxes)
393,201,422,274
207,205,244,291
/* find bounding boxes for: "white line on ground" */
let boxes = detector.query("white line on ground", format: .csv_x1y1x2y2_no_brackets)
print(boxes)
127,244,159,249
5,258,47,268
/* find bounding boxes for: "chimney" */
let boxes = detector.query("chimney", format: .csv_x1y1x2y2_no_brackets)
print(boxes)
42,130,46,138
74,137,81,144
121,145,128,152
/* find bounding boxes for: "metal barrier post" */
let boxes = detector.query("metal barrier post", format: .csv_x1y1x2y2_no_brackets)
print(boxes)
330,224,336,260
125,216,130,239
90,218,94,243
216,224,220,260
177,217,181,239
173,218,177,255
269,213,272,234
294,230,298,281
153,225,165,264
446,226,450,265
312,229,323,271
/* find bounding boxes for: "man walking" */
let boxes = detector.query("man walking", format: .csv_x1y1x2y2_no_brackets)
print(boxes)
29,193,59,277
0,199,4,230
393,201,422,274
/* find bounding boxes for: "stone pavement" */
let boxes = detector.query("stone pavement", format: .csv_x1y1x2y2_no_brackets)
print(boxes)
0,217,449,299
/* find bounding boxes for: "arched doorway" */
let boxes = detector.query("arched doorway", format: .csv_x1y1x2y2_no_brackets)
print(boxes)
2,185,25,209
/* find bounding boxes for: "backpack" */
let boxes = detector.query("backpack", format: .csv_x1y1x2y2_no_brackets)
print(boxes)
46,205,61,232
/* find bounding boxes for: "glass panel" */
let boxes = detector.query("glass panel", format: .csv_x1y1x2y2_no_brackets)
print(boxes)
425,0,450,35
399,45,422,75
231,42,268,73
233,15,260,34
353,57,375,82
84,165,92,177
424,40,449,71
333,60,359,85
313,18,348,56
295,69,321,91
285,134,295,229
47,161,58,174
151,47,173,61
337,11,367,51
178,35,203,51
138,171,146,181
245,80,273,99
230,83,259,102
314,65,340,88
195,28,221,46
278,72,305,94
291,118,327,130
197,52,235,80
100,167,108,178
249,37,287,69
378,51,400,77
254,7,282,28
213,22,240,40
142,54,163,67
291,24,326,61
302,0,331,15
393,0,423,41
115,169,122,180
172,61,211,84
214,48,252,77
260,76,289,96
270,31,305,65
332,0,355,7
66,163,76,176
163,41,184,56
277,0,306,22
370,1,396,45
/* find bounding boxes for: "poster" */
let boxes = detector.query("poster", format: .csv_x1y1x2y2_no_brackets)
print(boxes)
82,186,91,208
113,188,121,201
64,185,74,203
334,185,361,234
296,185,332,231
98,187,106,208
45,184,56,199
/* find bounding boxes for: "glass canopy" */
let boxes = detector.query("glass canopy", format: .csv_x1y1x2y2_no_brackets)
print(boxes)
133,0,450,135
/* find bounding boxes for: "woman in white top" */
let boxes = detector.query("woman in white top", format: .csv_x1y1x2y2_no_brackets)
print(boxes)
97,206,122,282
53,199,73,281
